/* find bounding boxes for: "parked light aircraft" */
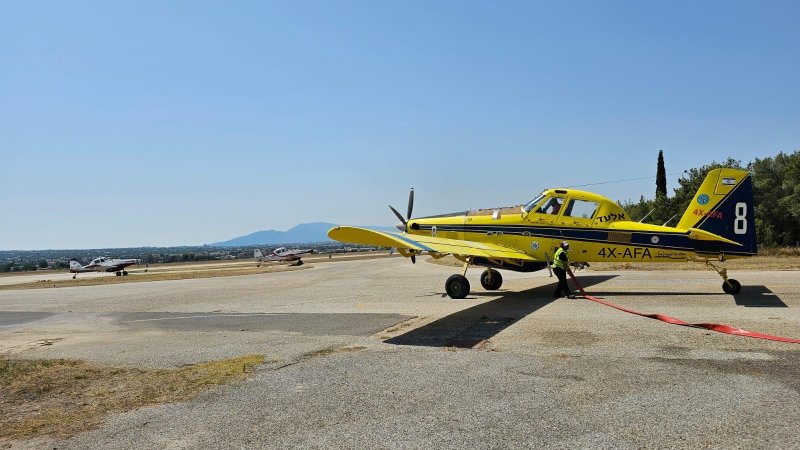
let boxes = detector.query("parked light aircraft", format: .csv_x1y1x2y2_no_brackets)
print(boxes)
254,247,313,266
329,168,757,299
69,257,140,279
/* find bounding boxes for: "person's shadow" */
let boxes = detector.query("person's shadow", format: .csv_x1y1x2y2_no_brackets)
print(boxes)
385,275,617,348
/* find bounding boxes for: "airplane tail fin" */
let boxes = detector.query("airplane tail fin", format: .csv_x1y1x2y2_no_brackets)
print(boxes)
676,168,757,256
69,259,82,270
254,249,264,259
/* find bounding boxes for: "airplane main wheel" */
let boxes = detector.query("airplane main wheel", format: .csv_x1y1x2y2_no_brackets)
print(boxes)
480,269,503,290
115,271,122,276
445,274,470,299
722,279,741,294
122,271,128,276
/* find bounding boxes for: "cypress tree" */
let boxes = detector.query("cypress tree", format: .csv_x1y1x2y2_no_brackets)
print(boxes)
656,150,667,198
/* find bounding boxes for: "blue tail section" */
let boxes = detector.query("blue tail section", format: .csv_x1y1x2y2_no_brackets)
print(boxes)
690,172,758,257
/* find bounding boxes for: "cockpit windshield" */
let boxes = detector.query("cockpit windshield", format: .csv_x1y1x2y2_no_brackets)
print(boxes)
523,193,545,213
536,197,564,215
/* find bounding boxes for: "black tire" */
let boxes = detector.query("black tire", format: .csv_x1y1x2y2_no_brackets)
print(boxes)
122,271,128,276
445,274,470,299
722,279,741,294
296,260,304,266
480,269,503,290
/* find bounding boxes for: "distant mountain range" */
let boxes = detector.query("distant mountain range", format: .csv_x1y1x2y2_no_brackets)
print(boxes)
209,222,393,247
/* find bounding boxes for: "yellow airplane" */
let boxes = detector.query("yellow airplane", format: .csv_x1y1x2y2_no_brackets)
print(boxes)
329,168,757,298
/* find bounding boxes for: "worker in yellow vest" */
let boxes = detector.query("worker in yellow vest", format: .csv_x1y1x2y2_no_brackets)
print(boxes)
551,241,575,299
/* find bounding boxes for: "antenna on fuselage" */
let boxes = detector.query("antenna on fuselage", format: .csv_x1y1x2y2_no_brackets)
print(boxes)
662,214,678,227
638,208,655,223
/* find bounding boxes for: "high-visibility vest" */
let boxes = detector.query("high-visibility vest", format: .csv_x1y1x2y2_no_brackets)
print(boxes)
552,247,567,269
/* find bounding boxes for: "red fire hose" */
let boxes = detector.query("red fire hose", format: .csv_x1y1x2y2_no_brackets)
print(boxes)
566,268,800,344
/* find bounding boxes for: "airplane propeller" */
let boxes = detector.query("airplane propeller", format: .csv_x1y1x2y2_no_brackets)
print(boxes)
390,205,406,228
389,187,416,263
407,187,414,223
389,187,414,229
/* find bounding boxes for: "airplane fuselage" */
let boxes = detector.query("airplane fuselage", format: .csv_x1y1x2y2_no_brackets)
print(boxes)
402,185,753,271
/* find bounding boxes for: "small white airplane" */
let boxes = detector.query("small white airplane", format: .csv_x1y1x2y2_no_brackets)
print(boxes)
254,247,313,267
69,257,140,279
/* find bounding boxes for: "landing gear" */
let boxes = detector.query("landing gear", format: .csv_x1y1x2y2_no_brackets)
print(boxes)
116,271,122,276
722,279,742,295
702,260,742,294
444,257,472,299
72,274,77,279
480,269,503,290
445,274,470,299
122,270,128,276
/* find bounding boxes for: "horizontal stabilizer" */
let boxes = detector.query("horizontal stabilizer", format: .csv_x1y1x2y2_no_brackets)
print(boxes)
686,228,741,246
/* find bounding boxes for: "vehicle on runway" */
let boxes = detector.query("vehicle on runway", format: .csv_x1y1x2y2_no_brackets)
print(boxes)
329,168,757,298
69,257,140,279
254,247,313,267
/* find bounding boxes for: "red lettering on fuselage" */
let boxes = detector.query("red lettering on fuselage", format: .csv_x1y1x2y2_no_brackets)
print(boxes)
693,209,723,220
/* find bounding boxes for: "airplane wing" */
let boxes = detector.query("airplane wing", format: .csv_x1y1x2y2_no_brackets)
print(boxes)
328,226,537,261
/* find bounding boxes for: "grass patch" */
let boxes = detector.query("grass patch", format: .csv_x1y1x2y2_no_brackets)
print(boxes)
0,355,264,441
0,252,396,291
771,246,800,257
0,265,309,291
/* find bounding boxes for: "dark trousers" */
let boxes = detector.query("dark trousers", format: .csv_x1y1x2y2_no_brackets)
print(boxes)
553,267,571,298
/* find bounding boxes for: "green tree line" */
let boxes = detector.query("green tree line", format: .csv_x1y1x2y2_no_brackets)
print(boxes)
621,150,800,248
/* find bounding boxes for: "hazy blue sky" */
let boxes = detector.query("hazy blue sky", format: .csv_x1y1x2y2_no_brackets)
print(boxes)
2,0,798,249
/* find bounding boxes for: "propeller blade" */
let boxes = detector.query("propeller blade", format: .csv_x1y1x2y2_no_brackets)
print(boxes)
389,205,407,225
407,188,415,220
411,254,416,264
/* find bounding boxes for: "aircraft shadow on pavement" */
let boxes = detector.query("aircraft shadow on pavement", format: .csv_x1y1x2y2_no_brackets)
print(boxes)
385,275,617,348
733,285,788,307
592,285,787,307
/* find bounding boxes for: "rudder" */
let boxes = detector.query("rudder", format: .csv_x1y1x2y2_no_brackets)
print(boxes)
676,168,757,256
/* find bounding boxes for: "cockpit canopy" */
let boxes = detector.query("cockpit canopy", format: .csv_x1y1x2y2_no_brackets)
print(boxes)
522,189,628,223
274,247,287,254
522,193,546,213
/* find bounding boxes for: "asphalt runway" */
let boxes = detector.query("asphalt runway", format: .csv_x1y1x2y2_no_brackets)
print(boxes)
1,258,799,448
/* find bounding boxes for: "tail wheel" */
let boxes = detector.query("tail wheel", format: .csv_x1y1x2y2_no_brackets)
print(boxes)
445,274,470,299
480,269,503,290
722,279,742,294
